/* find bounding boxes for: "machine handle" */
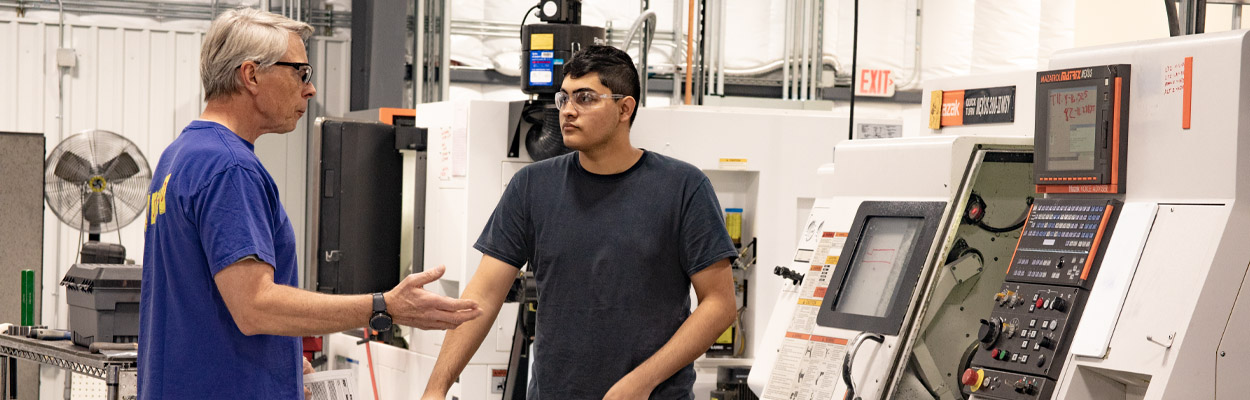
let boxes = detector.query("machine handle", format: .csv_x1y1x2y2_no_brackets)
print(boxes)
842,331,885,400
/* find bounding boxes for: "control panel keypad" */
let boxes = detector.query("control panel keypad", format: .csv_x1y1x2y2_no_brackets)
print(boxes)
1007,199,1115,289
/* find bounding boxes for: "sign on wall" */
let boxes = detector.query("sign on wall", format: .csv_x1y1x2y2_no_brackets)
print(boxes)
928,86,1016,129
856,69,896,97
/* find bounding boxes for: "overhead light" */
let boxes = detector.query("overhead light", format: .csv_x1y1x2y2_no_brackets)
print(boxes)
541,0,559,19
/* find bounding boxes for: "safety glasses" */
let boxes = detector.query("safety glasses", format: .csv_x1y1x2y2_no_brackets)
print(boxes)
555,91,628,111
272,61,314,84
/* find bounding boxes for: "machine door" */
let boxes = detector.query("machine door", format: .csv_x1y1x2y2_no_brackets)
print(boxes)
818,201,947,400
816,201,947,334
759,201,947,400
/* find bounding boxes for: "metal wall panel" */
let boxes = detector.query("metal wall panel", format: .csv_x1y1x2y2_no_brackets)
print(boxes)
0,21,16,125
0,14,352,398
0,131,46,400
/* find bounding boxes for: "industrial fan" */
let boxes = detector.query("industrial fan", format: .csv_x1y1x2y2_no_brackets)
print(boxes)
44,129,152,263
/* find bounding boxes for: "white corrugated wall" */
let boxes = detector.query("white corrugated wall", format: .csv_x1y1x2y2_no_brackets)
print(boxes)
0,10,349,398
450,0,1076,96
0,14,205,329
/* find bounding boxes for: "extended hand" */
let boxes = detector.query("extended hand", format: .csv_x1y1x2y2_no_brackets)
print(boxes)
385,265,483,330
302,357,314,398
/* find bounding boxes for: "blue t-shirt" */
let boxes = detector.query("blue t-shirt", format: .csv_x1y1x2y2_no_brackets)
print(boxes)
474,151,738,399
139,120,302,399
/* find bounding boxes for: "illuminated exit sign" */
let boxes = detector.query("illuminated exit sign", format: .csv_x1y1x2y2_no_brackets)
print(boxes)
855,69,895,97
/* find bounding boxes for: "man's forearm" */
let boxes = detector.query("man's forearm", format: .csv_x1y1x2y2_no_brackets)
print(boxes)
623,296,737,388
424,295,506,394
242,283,372,336
422,256,522,397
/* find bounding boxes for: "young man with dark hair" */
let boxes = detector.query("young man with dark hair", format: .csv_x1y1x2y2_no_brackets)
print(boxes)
423,45,739,399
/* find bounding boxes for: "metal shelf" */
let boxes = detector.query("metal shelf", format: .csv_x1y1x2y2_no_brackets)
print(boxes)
0,333,136,399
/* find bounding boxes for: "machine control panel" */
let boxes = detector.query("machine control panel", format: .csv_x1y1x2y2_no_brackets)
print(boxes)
967,197,1121,395
1006,199,1118,289
970,283,1084,379
960,367,1055,400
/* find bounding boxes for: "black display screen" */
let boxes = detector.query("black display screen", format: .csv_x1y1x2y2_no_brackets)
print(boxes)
1046,86,1098,172
816,201,946,335
834,217,923,318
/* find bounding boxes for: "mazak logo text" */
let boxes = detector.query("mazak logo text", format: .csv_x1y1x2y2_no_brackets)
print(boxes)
1040,69,1094,83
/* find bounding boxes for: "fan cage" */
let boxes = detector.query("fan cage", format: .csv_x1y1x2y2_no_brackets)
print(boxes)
44,129,153,234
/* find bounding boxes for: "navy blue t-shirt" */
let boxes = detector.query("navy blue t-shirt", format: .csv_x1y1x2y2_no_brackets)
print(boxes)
140,120,302,399
474,150,738,399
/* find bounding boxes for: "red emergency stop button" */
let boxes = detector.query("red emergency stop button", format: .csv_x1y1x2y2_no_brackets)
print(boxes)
961,369,978,386
1036,298,1046,309
961,368,985,391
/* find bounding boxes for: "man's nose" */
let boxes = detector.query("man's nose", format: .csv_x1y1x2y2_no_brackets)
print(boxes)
559,103,576,119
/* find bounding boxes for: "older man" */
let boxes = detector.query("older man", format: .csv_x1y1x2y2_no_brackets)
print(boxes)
139,8,481,398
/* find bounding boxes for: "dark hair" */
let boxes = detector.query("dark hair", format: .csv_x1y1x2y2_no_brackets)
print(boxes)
563,45,641,125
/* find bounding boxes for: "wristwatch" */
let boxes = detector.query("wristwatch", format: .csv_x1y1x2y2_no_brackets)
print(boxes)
369,293,393,332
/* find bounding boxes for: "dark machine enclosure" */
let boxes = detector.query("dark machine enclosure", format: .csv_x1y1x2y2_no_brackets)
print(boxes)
316,120,409,294
520,24,606,94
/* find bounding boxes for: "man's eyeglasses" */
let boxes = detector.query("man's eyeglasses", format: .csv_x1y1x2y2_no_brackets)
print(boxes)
272,61,314,84
555,91,628,111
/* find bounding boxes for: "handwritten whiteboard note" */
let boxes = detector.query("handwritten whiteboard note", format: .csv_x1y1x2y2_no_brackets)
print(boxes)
1163,62,1186,96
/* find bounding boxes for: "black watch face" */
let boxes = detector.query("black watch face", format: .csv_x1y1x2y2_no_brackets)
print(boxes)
370,314,392,332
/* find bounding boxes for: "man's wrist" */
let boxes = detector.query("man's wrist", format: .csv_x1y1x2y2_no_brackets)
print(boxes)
369,292,393,332
622,369,661,390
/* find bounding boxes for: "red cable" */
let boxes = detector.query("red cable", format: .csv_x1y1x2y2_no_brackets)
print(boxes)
365,331,380,400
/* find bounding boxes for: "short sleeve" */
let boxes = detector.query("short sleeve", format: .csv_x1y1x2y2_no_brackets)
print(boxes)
192,166,279,275
679,178,739,276
473,169,531,269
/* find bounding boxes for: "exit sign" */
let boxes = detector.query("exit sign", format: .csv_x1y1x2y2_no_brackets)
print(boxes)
856,69,895,97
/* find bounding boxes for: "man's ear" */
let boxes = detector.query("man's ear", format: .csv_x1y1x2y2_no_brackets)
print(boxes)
619,96,637,124
239,61,262,96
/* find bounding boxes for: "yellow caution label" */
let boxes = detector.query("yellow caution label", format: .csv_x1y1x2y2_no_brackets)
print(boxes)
797,298,822,306
530,33,554,50
929,90,944,130
826,255,839,265
715,326,734,344
718,158,748,170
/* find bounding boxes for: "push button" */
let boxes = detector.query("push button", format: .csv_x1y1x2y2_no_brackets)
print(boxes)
1052,296,1068,312
961,368,985,391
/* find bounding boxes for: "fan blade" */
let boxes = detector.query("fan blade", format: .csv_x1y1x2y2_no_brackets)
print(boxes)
54,152,94,183
83,192,115,225
102,152,141,181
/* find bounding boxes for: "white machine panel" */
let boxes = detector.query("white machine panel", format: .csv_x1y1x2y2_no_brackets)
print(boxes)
1068,202,1156,358
757,199,853,399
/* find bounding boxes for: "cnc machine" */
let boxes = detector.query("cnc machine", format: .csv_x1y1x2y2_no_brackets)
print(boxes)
749,72,1043,400
966,30,1250,400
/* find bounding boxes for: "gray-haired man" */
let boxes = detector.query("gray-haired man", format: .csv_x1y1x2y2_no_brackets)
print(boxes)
139,8,481,398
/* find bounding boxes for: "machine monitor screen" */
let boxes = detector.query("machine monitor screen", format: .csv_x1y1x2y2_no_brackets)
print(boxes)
816,201,945,335
834,217,924,318
1032,64,1130,194
1045,86,1098,172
